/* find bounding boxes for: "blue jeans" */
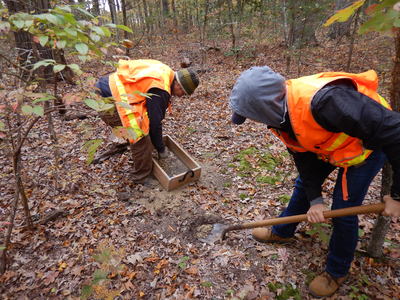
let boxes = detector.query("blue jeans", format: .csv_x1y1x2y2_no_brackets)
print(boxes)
272,150,386,278
95,75,112,97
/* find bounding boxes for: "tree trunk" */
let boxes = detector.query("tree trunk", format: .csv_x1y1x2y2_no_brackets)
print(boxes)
109,0,117,24
4,0,72,82
200,0,210,68
367,164,392,257
142,0,151,35
4,0,35,79
92,0,100,16
236,0,244,48
171,0,178,29
389,30,400,112
121,0,130,56
345,8,360,71
367,30,400,257
162,0,169,16
226,0,236,50
77,0,86,7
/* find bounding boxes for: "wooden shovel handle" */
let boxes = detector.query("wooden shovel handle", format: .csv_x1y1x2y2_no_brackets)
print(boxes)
224,203,385,234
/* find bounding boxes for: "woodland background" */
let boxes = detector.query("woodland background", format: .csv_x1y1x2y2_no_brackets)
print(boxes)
0,0,399,299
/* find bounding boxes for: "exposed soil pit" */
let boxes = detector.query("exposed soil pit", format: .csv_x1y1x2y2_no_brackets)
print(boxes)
157,152,189,176
187,214,227,244
196,224,214,239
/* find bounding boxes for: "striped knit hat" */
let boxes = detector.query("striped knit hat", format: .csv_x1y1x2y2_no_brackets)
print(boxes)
175,68,199,95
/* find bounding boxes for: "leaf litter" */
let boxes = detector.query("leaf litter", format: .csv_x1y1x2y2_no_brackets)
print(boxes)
0,34,399,299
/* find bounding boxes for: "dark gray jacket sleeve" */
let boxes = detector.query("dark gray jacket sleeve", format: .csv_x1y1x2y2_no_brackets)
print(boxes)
289,150,336,203
146,88,171,153
312,85,400,200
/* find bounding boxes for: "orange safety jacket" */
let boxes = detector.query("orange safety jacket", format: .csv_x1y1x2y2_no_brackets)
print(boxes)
271,70,391,200
109,59,175,143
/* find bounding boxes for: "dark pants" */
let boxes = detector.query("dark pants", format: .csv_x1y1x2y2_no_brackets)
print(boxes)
129,135,153,182
95,76,153,182
272,150,386,278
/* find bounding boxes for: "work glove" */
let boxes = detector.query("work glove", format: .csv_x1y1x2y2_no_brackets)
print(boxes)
382,195,400,217
158,149,169,160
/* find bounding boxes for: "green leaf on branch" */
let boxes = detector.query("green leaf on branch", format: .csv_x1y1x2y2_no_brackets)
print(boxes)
99,103,115,111
64,27,77,36
13,20,24,29
82,139,103,165
41,13,62,25
24,92,56,104
116,24,133,33
25,20,33,27
56,40,67,49
75,43,89,55
105,23,117,28
90,32,100,42
32,94,56,104
92,26,105,36
324,0,365,26
84,98,100,111
116,102,134,110
32,59,56,70
21,105,33,115
68,64,82,75
57,5,72,13
39,35,49,47
359,8,399,33
75,7,95,19
100,26,111,37
53,64,66,73
32,105,44,117
63,13,77,25
0,121,5,131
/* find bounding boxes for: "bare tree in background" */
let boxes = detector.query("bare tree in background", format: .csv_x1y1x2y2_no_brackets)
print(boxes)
162,0,169,16
108,0,117,24
92,0,100,16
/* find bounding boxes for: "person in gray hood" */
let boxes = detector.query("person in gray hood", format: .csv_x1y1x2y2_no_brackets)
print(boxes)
229,66,400,297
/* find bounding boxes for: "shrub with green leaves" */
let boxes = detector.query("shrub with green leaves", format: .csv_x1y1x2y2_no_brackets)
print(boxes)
230,146,286,184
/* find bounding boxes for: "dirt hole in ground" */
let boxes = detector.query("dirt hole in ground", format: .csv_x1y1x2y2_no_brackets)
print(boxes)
185,214,226,242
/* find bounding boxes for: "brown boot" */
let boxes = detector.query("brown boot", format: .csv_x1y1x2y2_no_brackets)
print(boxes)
309,272,346,297
252,228,292,243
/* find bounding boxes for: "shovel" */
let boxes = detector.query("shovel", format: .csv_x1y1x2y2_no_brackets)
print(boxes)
203,203,385,242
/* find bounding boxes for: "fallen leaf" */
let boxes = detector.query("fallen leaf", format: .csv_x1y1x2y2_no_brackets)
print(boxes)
184,267,199,275
43,271,59,286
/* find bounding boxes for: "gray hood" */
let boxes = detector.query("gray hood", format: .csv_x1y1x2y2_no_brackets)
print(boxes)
229,66,287,128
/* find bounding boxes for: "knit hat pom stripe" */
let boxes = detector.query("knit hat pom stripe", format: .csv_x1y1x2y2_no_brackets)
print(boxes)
175,68,199,95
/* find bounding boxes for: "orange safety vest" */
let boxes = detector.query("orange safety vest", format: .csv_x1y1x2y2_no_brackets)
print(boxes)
109,59,175,143
271,70,391,199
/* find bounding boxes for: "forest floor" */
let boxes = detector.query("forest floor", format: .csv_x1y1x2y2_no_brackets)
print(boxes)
1,31,400,300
